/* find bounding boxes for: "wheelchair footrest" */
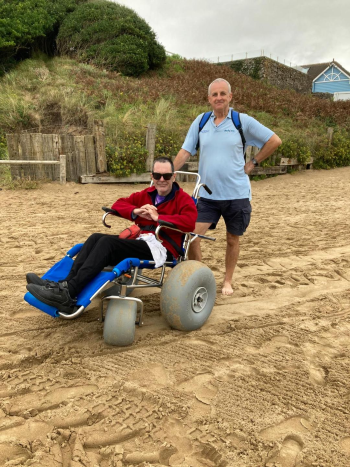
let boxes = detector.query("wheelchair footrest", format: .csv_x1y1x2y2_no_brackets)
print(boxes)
24,256,142,318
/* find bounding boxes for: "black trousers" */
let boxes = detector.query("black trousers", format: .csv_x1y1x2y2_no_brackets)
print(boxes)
65,233,172,297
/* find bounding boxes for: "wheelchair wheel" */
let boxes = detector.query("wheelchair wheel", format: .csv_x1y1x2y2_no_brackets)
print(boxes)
160,260,216,331
103,299,137,346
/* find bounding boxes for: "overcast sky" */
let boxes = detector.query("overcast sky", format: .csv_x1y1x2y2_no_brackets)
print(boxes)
116,0,350,73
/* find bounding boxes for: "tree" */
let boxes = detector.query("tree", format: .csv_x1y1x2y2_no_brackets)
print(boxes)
0,0,85,72
0,0,52,49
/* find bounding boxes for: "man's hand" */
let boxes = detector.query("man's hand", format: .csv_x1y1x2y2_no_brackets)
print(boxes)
133,204,159,221
244,160,256,175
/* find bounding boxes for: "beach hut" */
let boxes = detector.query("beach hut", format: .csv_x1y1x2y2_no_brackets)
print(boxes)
301,60,350,99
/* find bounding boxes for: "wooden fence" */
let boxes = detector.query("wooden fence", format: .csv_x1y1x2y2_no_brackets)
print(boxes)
5,120,106,182
6,122,330,184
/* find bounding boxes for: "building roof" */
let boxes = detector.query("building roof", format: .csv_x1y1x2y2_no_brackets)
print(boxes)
301,61,350,80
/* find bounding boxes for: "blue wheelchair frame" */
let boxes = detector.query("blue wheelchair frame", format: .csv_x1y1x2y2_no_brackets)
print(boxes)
24,172,215,329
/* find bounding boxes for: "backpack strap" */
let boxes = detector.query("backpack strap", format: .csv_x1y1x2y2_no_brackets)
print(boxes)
196,111,212,150
231,110,246,158
196,109,246,159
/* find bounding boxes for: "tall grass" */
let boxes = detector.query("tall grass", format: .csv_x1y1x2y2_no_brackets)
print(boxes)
0,55,350,176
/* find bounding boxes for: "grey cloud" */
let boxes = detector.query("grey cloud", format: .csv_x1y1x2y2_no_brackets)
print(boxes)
116,0,350,71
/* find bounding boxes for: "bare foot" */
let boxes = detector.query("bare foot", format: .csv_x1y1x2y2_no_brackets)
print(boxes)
222,281,233,295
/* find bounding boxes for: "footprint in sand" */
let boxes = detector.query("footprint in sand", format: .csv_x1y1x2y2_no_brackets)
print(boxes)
260,416,314,467
177,373,218,417
266,435,303,467
178,373,218,404
128,363,172,389
302,340,338,386
260,335,292,354
340,436,350,454
260,415,314,440
247,335,293,356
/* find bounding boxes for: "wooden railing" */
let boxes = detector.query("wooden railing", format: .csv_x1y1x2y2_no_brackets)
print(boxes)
0,155,66,184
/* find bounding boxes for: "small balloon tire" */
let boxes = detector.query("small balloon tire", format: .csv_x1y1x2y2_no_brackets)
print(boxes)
103,299,137,346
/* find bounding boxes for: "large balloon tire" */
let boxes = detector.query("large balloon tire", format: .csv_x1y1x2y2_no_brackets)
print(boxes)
103,299,137,346
160,260,216,331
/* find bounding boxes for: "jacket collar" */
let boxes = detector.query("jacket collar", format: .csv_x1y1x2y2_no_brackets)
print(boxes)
147,182,180,204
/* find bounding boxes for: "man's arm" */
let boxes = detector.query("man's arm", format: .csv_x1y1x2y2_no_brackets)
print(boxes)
244,134,282,175
173,148,191,171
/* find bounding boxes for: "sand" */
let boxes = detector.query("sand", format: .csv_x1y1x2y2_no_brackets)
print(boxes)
0,167,350,467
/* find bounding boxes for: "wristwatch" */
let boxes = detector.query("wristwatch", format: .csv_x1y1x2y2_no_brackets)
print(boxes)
251,157,259,166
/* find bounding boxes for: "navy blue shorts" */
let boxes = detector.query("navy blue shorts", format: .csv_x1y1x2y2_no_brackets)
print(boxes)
197,198,252,236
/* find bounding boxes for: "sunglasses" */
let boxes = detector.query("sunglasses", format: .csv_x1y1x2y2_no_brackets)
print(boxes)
152,172,173,180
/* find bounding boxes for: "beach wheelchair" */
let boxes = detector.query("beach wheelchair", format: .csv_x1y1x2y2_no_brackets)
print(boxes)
24,172,217,346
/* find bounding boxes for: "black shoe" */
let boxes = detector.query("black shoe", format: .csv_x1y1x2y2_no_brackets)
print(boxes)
26,273,56,287
26,281,77,314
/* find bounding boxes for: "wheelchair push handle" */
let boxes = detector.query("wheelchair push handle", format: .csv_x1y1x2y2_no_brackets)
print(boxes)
202,184,212,195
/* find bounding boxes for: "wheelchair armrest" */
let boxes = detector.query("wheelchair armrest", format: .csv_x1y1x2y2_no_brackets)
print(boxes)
102,206,121,229
158,219,178,229
156,221,215,241
155,223,186,243
102,206,119,215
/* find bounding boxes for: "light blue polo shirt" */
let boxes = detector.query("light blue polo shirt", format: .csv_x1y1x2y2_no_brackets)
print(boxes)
181,108,274,200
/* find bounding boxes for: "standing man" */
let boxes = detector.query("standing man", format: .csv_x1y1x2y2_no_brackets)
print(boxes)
174,78,282,296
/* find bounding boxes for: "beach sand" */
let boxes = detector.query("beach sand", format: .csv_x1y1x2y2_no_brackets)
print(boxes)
0,167,350,466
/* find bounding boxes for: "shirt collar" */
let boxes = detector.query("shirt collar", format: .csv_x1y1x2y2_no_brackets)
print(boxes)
210,107,232,119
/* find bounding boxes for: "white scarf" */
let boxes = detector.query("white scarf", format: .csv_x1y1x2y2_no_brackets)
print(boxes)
137,233,167,268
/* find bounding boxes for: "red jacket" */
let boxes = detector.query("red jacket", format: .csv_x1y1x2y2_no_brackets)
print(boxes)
111,183,197,258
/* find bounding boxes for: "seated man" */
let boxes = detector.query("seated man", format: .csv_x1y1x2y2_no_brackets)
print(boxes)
26,156,197,314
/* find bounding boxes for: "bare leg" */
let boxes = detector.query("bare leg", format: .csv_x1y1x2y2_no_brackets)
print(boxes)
188,222,211,261
222,232,240,296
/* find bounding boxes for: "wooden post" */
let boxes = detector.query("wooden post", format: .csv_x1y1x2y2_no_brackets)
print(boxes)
42,134,55,180
74,135,86,179
59,155,66,185
19,133,33,179
85,135,97,175
93,120,107,173
59,134,76,182
31,133,44,179
327,127,334,146
6,134,20,179
146,123,157,172
53,134,60,181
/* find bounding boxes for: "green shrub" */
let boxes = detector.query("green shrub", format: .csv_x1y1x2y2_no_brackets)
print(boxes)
162,55,186,75
332,130,350,166
155,129,183,158
106,132,148,177
313,130,350,169
57,1,166,76
0,0,86,72
279,136,312,164
86,36,149,77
